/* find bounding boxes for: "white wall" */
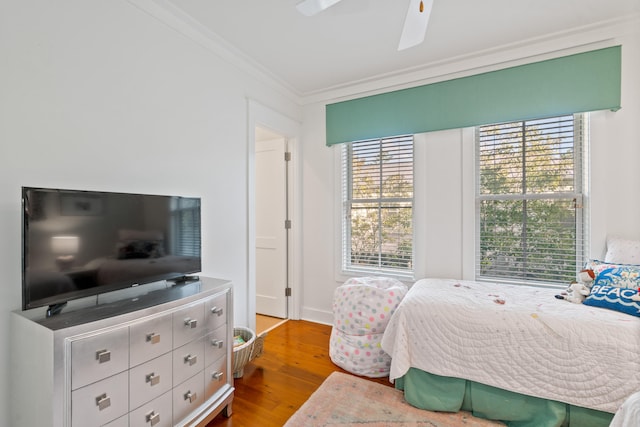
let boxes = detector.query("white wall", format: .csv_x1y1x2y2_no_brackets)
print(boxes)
299,20,640,325
0,1,300,425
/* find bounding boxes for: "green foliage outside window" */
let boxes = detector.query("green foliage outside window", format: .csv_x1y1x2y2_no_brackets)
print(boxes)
478,115,584,284
344,136,413,273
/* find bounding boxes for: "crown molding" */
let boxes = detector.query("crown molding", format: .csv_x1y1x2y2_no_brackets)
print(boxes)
305,13,639,106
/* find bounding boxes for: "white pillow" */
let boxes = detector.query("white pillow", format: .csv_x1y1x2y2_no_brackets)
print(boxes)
604,237,640,265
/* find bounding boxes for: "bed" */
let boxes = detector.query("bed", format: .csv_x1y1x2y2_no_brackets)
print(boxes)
381,277,640,427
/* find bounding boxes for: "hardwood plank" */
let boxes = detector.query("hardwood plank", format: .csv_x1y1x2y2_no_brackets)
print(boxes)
206,320,392,427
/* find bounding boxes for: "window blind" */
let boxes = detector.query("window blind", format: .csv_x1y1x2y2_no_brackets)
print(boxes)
342,135,414,274
326,46,620,146
476,114,586,285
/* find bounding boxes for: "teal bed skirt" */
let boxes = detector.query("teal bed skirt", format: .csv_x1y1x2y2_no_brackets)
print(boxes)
396,368,614,427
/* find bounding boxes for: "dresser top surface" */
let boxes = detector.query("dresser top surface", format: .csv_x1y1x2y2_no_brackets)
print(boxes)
15,276,231,331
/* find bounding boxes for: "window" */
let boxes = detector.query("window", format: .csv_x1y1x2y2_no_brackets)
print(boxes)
476,114,587,285
341,135,414,276
171,197,201,257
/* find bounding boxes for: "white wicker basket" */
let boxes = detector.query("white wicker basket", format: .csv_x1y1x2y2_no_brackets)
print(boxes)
232,327,266,378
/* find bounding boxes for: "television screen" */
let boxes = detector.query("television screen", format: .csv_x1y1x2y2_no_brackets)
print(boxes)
22,187,201,312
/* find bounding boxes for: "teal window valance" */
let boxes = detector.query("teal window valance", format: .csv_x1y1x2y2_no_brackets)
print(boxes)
326,46,621,146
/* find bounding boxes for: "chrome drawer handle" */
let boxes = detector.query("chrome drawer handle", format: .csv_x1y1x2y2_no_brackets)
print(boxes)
184,390,197,403
95,393,111,411
96,349,111,364
184,318,197,328
184,354,197,366
146,410,160,426
210,306,223,316
212,371,224,381
146,372,160,386
146,333,160,344
211,339,224,349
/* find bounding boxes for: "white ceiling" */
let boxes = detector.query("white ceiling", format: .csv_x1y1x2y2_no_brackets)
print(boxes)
164,0,639,97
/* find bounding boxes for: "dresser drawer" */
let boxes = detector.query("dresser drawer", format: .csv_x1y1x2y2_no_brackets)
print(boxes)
205,356,227,401
204,325,227,368
71,327,129,390
173,372,204,425
130,313,173,367
129,390,173,427
71,371,129,427
205,293,227,331
173,336,205,385
130,352,172,410
173,302,206,348
103,414,128,427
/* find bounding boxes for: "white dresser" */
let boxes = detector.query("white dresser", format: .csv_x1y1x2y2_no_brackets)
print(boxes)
10,277,233,427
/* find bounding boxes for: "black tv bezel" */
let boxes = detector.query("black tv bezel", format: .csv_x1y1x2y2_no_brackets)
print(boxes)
21,187,202,313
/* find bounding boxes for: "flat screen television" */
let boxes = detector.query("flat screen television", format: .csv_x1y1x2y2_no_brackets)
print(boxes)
22,187,201,314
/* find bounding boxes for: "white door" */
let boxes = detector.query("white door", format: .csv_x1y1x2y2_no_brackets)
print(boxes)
255,137,288,318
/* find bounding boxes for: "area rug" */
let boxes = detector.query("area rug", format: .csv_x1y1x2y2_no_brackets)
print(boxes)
284,372,505,426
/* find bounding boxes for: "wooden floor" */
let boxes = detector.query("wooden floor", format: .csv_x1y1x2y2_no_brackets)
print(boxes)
206,320,392,427
255,314,287,335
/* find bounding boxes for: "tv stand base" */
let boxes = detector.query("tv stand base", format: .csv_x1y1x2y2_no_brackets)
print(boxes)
46,302,67,317
168,275,200,285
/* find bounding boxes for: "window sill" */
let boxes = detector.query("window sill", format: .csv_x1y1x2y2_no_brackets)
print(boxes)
336,267,415,286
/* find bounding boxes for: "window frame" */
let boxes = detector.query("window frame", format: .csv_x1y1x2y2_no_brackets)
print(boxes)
338,135,416,280
474,113,588,287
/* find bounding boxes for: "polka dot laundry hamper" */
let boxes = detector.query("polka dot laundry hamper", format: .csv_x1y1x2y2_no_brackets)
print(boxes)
329,277,408,377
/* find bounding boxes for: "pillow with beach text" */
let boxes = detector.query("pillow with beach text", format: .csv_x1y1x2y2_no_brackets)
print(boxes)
583,284,640,317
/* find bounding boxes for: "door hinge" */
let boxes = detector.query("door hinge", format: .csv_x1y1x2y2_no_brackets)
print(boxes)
284,219,292,229
284,151,291,162
285,287,292,297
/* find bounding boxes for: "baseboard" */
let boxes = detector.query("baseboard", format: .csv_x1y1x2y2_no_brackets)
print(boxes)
300,306,333,326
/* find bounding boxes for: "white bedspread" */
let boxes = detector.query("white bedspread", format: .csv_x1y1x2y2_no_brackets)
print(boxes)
381,278,640,413
610,391,640,427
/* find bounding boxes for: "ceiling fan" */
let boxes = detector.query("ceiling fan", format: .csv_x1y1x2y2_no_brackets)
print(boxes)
295,0,434,51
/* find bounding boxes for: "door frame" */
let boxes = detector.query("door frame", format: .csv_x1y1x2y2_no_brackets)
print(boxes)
247,99,301,331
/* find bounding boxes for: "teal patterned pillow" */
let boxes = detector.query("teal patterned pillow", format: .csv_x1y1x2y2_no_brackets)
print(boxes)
583,284,640,317
585,260,640,289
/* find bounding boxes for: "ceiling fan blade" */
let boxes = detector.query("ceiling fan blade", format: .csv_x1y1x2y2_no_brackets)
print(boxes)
296,0,344,17
398,0,433,51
